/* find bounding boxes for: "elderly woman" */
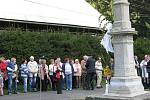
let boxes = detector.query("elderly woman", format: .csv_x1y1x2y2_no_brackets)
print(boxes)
39,59,50,91
0,57,7,96
0,70,4,96
81,59,86,89
74,59,81,88
54,59,63,94
95,57,103,88
28,56,38,92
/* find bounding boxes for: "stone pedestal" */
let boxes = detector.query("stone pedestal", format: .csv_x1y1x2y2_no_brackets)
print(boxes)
107,0,145,97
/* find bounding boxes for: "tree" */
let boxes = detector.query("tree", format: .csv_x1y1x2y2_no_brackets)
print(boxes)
86,0,113,21
129,0,150,38
86,0,150,38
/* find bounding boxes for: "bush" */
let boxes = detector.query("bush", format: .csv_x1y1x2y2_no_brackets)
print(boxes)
1,30,149,66
0,30,110,65
134,37,150,60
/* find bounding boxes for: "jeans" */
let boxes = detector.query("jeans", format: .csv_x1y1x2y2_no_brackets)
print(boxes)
8,75,17,94
65,74,72,90
22,77,28,93
29,76,37,92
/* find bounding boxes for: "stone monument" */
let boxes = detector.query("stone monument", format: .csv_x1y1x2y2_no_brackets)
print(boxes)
108,0,145,97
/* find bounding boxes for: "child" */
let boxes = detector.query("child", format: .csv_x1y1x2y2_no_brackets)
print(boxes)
0,70,4,96
103,65,111,84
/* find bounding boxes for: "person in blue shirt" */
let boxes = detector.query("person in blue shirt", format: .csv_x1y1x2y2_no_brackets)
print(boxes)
20,59,28,93
7,57,17,95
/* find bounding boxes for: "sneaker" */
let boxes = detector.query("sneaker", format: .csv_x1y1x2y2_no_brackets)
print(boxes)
8,93,12,95
69,89,72,91
33,88,37,92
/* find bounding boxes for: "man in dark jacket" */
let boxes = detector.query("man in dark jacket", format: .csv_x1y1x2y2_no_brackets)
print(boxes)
84,55,96,90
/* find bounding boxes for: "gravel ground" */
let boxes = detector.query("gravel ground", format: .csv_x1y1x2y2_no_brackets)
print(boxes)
0,88,105,100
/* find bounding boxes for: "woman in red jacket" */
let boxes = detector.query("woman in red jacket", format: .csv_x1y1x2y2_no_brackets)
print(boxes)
0,57,7,81
0,57,7,96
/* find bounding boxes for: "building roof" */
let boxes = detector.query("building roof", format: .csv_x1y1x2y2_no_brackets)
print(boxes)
0,0,107,30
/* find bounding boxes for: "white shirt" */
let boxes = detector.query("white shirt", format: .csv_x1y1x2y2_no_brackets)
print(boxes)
95,61,103,71
65,63,72,75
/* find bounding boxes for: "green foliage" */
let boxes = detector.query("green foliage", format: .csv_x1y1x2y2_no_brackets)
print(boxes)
87,0,150,38
0,30,149,64
86,0,113,21
134,37,150,60
0,30,110,64
129,0,150,38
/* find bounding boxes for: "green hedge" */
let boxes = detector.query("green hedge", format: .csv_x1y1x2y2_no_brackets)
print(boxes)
1,30,148,65
0,30,110,65
134,37,150,60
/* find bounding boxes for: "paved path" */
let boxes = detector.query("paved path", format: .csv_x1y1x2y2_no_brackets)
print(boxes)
0,88,105,100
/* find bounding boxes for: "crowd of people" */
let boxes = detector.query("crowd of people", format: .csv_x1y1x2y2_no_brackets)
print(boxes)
1,54,149,96
0,55,112,96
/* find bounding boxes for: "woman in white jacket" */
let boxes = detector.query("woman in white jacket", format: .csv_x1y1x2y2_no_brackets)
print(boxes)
140,55,149,89
28,56,38,92
95,57,103,88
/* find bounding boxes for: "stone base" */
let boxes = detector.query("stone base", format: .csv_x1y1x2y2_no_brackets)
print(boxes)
107,76,145,97
85,92,150,100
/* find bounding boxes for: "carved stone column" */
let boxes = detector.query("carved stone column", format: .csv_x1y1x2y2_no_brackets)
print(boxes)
108,0,145,97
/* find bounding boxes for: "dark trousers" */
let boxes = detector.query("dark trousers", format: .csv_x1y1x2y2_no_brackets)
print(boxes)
136,68,141,76
86,72,96,90
81,72,87,90
36,76,40,91
41,75,48,91
72,76,76,89
142,78,149,89
56,78,62,94
50,75,57,91
148,72,150,88
61,76,66,90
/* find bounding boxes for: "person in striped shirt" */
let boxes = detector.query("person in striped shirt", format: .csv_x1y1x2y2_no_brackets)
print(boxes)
20,59,28,93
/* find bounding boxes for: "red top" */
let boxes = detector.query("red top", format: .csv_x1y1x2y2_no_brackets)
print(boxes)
56,64,61,79
0,60,7,79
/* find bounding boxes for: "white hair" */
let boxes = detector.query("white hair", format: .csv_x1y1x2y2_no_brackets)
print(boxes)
30,56,34,60
83,55,88,61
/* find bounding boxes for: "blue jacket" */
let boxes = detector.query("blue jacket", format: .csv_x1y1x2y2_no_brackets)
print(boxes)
7,61,15,75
